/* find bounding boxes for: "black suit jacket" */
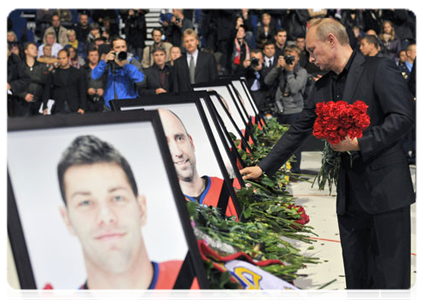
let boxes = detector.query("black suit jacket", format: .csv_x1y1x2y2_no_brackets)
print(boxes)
43,66,87,112
261,56,278,100
139,64,173,96
171,51,218,92
259,52,415,215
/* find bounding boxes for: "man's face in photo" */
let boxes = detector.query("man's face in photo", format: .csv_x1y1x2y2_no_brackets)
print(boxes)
296,38,305,51
52,15,60,28
88,50,99,65
152,30,163,44
80,14,89,27
306,27,334,71
58,51,70,68
275,31,287,46
263,44,275,58
153,50,166,67
25,44,38,58
360,39,375,56
159,109,197,182
60,162,147,273
113,39,127,54
183,34,199,55
170,47,181,61
46,34,55,46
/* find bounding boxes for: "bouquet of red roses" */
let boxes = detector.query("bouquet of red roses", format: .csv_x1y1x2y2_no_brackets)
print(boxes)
312,100,370,193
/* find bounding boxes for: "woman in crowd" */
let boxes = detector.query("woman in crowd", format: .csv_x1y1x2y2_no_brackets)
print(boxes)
379,20,402,60
231,25,250,75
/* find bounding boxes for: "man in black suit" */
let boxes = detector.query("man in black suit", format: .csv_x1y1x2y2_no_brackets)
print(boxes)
43,49,86,114
241,18,415,289
261,41,279,110
171,29,217,92
139,47,173,96
243,49,266,111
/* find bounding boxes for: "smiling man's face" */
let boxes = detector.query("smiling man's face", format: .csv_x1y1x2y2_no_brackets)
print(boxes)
159,109,198,183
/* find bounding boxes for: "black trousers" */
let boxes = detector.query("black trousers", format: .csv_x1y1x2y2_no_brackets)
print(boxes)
337,177,411,289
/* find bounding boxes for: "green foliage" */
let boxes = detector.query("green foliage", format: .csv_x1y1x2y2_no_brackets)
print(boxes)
187,117,320,288
312,140,342,194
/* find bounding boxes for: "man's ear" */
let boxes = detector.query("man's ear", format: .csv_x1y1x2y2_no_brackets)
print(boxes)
59,206,77,236
327,33,336,47
137,194,147,226
189,134,195,152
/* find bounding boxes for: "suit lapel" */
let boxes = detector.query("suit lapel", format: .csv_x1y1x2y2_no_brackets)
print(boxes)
344,53,365,103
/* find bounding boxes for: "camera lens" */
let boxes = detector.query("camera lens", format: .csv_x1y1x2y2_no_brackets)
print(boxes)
117,51,127,61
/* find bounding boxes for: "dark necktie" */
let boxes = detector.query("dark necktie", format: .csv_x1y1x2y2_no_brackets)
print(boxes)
189,55,195,84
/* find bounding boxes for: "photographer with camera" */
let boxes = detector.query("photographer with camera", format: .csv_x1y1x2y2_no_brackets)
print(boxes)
91,37,145,111
242,49,267,112
264,44,308,173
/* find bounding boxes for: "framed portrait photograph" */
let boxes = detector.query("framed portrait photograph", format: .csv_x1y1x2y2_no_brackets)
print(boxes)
191,81,249,134
198,93,247,172
192,81,257,145
110,92,243,221
7,111,209,290
219,75,267,130
204,90,251,168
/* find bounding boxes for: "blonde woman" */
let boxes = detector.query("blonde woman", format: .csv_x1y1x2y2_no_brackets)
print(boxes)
379,20,402,60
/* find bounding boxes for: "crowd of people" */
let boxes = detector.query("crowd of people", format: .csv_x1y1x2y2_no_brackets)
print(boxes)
7,9,416,114
7,9,416,158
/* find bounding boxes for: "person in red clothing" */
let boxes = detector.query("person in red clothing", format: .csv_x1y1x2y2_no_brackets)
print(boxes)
57,135,185,289
159,108,239,220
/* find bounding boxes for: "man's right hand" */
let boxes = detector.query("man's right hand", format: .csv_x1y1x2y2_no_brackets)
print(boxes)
240,166,263,181
104,51,116,63
42,108,49,115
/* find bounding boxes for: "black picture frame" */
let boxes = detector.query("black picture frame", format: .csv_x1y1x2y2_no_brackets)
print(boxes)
110,92,243,220
7,111,209,290
197,93,247,172
191,80,248,130
204,90,250,169
191,80,257,145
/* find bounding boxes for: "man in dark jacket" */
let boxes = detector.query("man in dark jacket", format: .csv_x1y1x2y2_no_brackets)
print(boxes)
172,29,217,92
82,47,106,113
7,45,31,117
14,42,50,116
139,47,173,96
241,18,415,289
43,49,86,115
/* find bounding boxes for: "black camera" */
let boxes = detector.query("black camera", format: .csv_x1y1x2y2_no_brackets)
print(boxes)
175,17,181,24
116,51,128,61
284,54,294,65
250,57,260,68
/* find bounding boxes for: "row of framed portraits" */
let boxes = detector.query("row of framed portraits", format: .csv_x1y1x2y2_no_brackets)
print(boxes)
7,77,266,290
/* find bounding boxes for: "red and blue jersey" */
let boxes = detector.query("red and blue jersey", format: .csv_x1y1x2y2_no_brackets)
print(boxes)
185,176,239,221
75,260,199,289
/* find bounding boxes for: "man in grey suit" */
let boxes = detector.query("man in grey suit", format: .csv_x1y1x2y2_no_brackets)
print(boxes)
241,18,415,289
171,29,218,92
